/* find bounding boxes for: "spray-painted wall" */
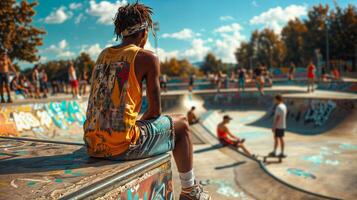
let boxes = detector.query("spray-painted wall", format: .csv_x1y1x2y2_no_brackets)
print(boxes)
99,162,173,200
0,100,87,142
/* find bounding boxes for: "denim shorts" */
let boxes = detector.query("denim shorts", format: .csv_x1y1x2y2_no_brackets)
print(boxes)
110,115,175,161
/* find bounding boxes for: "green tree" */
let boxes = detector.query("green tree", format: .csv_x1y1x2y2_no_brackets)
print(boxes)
255,29,286,67
74,52,95,78
235,29,285,68
235,42,252,69
0,0,45,62
201,53,224,73
281,19,308,66
161,58,201,77
329,4,357,70
303,4,330,63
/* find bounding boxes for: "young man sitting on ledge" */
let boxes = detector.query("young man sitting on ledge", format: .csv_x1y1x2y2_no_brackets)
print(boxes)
83,3,211,200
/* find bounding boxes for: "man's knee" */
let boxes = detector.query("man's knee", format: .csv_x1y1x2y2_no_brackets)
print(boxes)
171,114,190,137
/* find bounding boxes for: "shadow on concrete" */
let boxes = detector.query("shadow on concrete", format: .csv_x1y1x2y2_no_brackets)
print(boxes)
0,147,116,175
194,144,224,154
214,161,246,170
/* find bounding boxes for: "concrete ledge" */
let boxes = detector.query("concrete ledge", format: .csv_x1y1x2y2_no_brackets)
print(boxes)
0,138,173,200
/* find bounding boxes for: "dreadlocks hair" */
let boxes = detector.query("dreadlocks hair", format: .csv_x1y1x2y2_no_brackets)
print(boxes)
113,2,154,40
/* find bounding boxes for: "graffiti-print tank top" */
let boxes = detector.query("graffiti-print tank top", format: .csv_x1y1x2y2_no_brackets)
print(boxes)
84,44,142,158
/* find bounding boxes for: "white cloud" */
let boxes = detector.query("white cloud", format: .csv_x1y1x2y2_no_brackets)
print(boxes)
181,39,210,62
69,3,82,10
39,56,47,63
81,43,103,59
45,40,75,58
75,14,85,24
45,7,72,24
87,0,128,25
220,16,234,21
214,23,242,33
250,4,307,33
145,41,179,61
162,28,200,40
58,51,75,58
213,23,246,63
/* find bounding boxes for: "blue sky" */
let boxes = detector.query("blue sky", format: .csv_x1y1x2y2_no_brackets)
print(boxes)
21,0,353,69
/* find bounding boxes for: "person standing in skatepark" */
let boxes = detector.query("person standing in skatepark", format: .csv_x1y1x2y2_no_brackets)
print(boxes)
269,94,287,158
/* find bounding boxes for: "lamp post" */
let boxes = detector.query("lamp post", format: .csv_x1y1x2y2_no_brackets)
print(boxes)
325,20,330,72
153,22,160,56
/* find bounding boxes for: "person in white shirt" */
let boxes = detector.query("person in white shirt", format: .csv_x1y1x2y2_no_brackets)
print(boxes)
269,94,287,157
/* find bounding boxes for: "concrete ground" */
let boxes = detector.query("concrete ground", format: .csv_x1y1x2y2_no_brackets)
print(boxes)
172,144,254,200
215,109,357,199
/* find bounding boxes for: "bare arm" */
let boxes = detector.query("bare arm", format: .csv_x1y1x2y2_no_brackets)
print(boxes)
273,115,280,131
140,53,161,120
8,58,17,74
223,125,238,140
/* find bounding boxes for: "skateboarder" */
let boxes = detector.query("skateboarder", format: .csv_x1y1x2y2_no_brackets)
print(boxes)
217,115,254,157
269,94,287,157
83,3,211,200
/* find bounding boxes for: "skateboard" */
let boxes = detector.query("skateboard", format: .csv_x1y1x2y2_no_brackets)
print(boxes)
260,154,286,163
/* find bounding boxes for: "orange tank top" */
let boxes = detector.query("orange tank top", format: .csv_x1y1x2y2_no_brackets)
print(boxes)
84,44,142,158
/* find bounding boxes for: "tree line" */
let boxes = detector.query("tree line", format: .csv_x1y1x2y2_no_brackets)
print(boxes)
235,4,357,71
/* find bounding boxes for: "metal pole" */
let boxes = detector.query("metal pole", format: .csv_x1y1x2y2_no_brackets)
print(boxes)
153,22,160,56
325,20,330,72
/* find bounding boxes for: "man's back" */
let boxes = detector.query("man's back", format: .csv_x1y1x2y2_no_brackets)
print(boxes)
84,44,144,158
274,103,287,129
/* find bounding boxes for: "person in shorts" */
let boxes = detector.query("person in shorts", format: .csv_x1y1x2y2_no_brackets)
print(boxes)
159,74,168,92
188,73,195,92
83,3,211,200
0,51,17,103
68,62,80,99
40,69,48,98
269,94,287,157
32,64,41,99
217,115,254,157
307,61,316,93
237,67,245,92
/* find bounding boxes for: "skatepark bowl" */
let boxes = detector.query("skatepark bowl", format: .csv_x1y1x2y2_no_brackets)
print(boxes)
1,83,357,199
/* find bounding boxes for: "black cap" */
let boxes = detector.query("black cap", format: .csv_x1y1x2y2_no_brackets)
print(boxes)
223,115,232,120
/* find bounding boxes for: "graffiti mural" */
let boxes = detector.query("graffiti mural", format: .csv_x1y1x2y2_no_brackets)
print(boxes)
304,100,336,126
98,162,173,200
285,99,354,130
0,100,87,142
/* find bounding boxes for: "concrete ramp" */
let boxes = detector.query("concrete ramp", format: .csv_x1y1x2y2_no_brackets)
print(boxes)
195,111,337,200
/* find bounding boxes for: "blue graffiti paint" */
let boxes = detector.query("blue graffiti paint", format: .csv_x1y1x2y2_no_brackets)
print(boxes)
54,179,63,183
235,130,269,140
64,169,83,177
287,168,316,179
339,143,357,150
211,180,247,198
303,155,324,164
27,181,36,187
